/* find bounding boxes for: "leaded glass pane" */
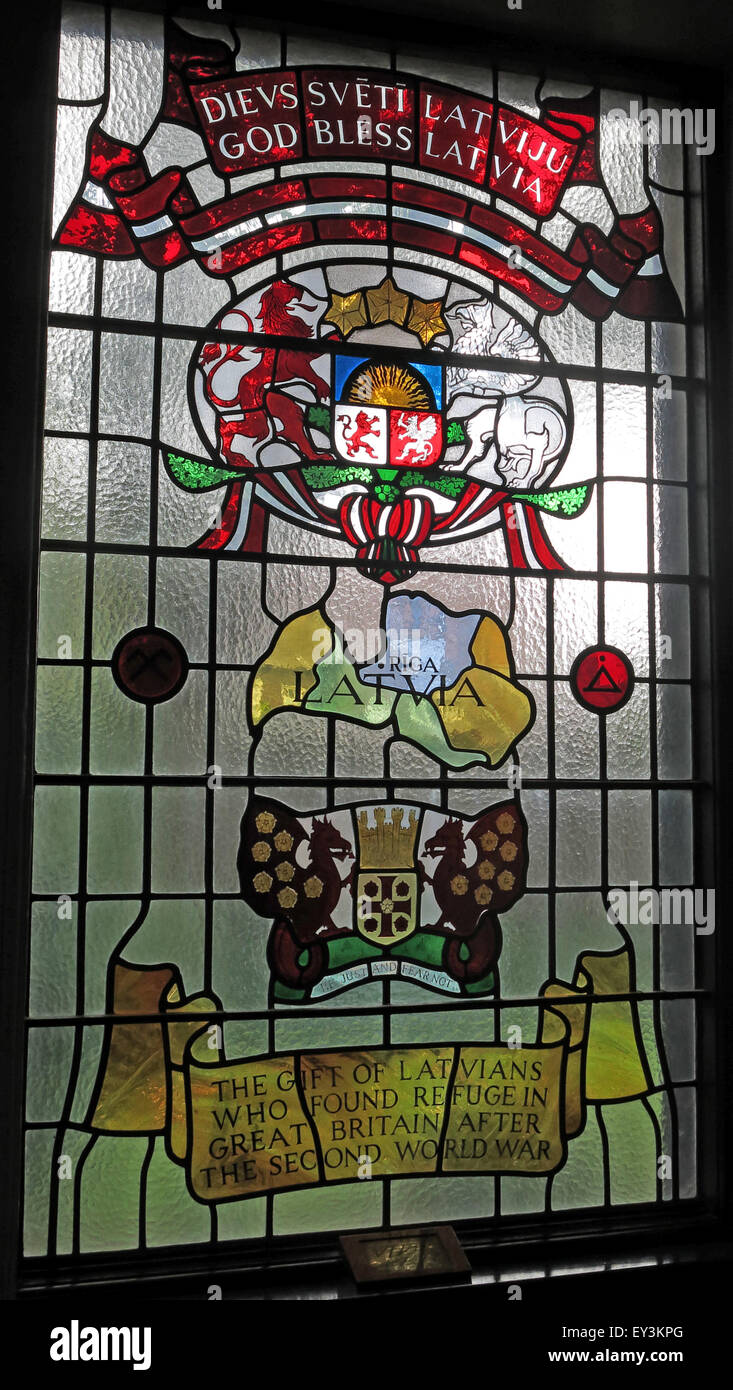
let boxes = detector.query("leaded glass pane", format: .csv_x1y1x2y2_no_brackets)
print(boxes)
25,2,709,1260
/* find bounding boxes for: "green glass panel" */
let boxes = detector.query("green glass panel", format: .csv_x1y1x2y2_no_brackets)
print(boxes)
91,553,148,661
25,1026,74,1123
79,1136,149,1253
151,788,205,893
216,1194,267,1243
37,551,86,660
85,900,142,1013
273,1177,382,1236
89,668,146,775
29,900,78,1018
212,899,271,1012
23,1130,56,1256
550,1106,606,1211
153,671,208,775
500,1174,547,1214
145,1137,212,1249
55,1128,96,1255
390,1175,495,1225
274,1014,383,1053
214,669,252,776
69,1027,107,1125
155,558,210,663
87,786,144,893
604,1099,658,1205
120,899,205,999
32,785,79,893
35,665,83,774
389,1008,495,1045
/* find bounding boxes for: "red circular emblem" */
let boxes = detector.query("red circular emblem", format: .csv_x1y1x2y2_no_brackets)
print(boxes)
570,646,634,714
112,627,188,704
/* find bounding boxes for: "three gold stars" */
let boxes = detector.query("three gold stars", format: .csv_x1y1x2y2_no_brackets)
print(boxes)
324,276,447,346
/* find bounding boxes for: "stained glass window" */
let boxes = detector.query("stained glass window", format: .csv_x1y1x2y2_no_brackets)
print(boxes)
25,2,709,1264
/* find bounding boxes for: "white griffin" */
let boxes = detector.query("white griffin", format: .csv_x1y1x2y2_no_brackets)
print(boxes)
447,299,542,397
396,414,438,463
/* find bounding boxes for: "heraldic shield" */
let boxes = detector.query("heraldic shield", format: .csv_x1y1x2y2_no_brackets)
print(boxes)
355,806,420,945
333,356,444,470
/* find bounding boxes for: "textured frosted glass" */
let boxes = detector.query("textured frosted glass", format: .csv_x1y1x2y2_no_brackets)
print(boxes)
41,436,88,540
602,314,645,375
605,684,651,780
253,711,329,778
24,1131,55,1256
657,683,692,780
29,901,77,1018
510,579,547,675
25,1027,74,1122
523,792,549,887
660,1000,695,1083
608,789,652,884
654,486,689,574
216,564,277,664
554,681,599,779
48,249,96,317
98,333,155,438
659,791,693,884
57,1,106,99
89,668,145,775
497,894,548,995
91,553,148,660
145,1139,212,1248
604,1100,657,1205
35,666,83,774
212,900,271,1011
153,671,208,775
515,680,547,778
273,1181,382,1237
155,558,209,664
554,580,597,674
653,389,687,481
556,791,601,886
87,786,144,893
44,328,93,432
603,383,646,477
603,482,648,573
101,258,157,322
391,1176,495,1226
651,320,686,378
655,584,690,679
84,901,141,1013
95,441,151,543
540,302,596,367
215,670,252,776
79,1138,149,1253
32,785,79,893
604,581,650,675
676,1088,698,1199
550,1109,605,1211
38,551,86,660
151,788,205,893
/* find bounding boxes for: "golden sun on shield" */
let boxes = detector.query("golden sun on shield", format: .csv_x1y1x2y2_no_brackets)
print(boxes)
347,362,432,409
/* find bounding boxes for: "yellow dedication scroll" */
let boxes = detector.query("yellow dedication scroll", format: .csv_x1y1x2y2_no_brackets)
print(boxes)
185,1038,573,1201
88,946,658,1202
